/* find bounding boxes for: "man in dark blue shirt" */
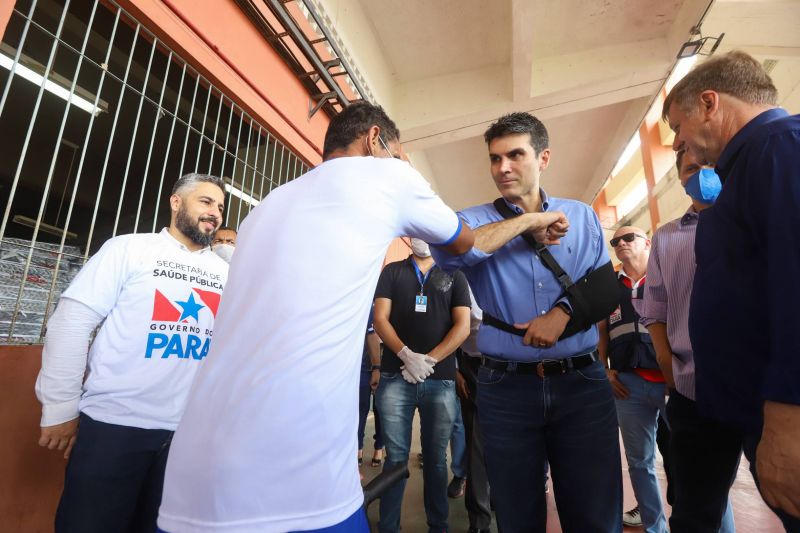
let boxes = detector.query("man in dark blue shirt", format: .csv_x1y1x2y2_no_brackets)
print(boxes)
665,50,800,527
433,112,622,532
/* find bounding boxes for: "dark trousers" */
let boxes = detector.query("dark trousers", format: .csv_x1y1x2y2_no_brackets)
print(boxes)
477,360,622,533
458,355,492,531
358,381,384,450
56,413,174,533
667,390,741,533
667,390,800,533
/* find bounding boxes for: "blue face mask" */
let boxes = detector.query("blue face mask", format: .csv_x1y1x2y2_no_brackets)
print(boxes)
684,168,722,204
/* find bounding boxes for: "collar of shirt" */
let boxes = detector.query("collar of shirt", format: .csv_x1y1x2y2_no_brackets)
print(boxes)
715,108,789,182
618,268,646,290
502,188,550,214
680,205,699,226
159,228,212,254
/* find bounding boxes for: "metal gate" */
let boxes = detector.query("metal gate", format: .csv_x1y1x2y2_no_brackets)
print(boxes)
0,0,310,343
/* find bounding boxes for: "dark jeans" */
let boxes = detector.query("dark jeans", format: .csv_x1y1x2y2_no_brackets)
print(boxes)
358,382,384,450
667,390,800,533
458,355,492,531
477,359,622,533
56,413,173,533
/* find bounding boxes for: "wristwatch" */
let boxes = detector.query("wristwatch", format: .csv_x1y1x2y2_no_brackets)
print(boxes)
371,365,381,371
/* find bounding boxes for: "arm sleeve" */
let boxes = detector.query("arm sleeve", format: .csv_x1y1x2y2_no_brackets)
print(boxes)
398,165,461,246
61,236,132,316
762,133,800,405
374,263,397,301
431,212,493,272
589,208,611,271
450,270,472,308
35,298,104,426
556,208,611,313
641,230,668,327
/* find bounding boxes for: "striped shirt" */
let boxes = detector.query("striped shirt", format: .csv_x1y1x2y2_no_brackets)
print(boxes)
639,207,699,399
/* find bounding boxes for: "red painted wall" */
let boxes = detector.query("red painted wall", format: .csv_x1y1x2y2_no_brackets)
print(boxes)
117,0,330,165
0,345,64,533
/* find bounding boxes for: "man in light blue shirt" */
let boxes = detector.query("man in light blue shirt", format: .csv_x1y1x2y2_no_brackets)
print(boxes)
433,112,622,532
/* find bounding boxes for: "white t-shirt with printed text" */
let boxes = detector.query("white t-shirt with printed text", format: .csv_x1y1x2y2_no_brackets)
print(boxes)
62,229,228,430
159,157,462,532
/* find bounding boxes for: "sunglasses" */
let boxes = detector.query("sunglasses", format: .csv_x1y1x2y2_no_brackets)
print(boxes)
610,233,646,247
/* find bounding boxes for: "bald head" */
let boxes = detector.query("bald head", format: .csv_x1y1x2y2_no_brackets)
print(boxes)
610,226,650,267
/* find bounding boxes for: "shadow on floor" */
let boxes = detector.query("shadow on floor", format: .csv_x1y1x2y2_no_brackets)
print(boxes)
359,409,784,532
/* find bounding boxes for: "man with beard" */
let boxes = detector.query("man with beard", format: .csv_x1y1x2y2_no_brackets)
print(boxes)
35,173,229,532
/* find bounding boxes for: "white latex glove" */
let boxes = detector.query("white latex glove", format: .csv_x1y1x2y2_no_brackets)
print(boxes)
401,368,418,384
397,346,436,383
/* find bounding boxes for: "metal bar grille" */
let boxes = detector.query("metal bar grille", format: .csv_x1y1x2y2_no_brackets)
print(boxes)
0,0,311,343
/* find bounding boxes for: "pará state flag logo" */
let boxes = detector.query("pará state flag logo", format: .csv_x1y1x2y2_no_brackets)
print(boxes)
145,288,221,360
151,288,220,322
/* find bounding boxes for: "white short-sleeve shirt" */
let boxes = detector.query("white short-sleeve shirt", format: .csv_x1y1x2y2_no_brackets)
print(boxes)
63,229,228,430
159,157,461,532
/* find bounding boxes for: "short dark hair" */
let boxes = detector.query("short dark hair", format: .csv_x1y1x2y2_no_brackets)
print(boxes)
484,112,549,155
663,51,778,120
216,225,237,234
322,101,400,159
172,173,226,196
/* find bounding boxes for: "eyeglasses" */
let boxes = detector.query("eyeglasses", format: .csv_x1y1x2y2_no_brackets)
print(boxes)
609,233,646,247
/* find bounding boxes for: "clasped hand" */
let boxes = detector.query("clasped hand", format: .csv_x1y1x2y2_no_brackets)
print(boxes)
398,346,436,384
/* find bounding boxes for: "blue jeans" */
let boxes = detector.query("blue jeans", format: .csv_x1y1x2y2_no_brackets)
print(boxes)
614,372,668,533
375,373,458,533
477,360,622,533
450,407,467,478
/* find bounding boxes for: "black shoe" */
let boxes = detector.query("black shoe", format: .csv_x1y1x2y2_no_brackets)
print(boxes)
622,505,642,527
447,476,466,498
467,529,490,533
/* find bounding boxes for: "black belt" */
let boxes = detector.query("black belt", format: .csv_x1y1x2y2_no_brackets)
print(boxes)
481,350,599,377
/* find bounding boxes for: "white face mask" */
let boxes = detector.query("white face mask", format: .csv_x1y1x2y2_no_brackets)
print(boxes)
410,238,431,258
212,243,235,263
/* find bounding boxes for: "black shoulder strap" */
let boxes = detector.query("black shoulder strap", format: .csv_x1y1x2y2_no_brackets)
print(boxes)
492,198,592,318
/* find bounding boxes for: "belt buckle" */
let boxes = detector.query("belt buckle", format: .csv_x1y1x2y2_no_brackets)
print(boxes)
537,358,566,377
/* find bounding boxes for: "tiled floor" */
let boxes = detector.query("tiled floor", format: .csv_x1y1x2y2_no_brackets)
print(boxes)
360,411,785,532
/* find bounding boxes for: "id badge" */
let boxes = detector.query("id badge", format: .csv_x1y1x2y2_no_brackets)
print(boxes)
415,295,428,313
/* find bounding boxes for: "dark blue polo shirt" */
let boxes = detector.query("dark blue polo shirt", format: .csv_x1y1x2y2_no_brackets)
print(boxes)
689,108,800,432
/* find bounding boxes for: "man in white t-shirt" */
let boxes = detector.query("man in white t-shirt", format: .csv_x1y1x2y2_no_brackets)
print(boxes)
156,102,565,533
36,173,229,532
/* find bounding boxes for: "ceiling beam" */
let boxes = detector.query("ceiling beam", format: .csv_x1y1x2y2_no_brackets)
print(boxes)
402,72,664,152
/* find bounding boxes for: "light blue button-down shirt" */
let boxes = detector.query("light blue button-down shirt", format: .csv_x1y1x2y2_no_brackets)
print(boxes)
432,190,609,362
